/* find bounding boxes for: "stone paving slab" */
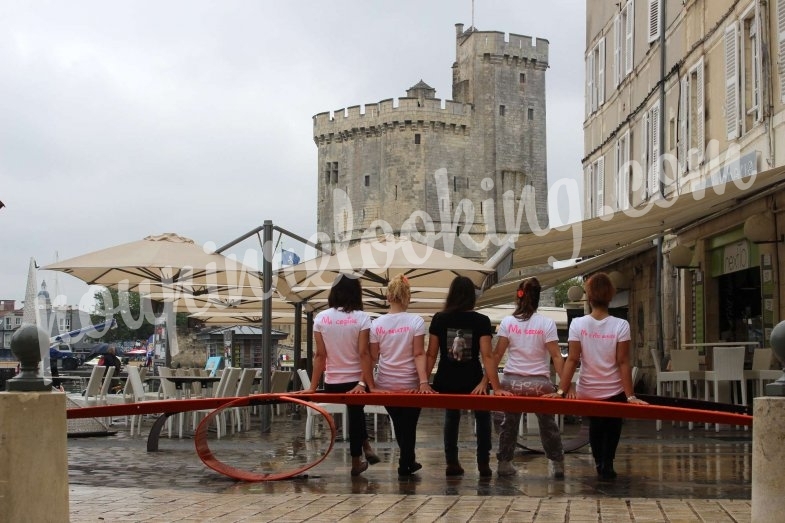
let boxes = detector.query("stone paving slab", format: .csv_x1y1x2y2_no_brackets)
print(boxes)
66,410,753,522
69,487,752,522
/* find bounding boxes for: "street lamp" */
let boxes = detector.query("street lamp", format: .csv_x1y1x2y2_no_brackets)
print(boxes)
566,285,584,302
668,244,700,269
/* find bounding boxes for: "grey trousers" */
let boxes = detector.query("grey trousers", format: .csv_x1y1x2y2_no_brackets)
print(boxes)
494,373,564,462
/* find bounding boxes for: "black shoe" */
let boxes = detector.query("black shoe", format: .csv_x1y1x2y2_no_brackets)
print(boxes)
478,461,493,478
597,461,617,481
398,462,422,476
446,461,464,476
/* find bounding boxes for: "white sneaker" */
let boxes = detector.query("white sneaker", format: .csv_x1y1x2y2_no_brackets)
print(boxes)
548,460,565,479
497,460,517,477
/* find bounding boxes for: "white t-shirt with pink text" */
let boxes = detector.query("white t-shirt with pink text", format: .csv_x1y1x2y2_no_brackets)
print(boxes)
313,308,372,384
370,312,426,391
497,313,559,377
568,315,631,400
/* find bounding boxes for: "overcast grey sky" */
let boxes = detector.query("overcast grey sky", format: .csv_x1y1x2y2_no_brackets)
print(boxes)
0,0,585,308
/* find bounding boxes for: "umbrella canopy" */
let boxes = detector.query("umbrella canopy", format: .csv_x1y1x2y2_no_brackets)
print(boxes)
42,233,264,295
276,236,495,307
188,310,300,325
142,288,306,314
84,342,111,362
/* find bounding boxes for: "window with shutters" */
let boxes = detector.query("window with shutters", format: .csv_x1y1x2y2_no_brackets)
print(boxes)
679,58,705,173
616,131,631,211
585,37,606,115
726,4,763,140
585,156,606,218
614,0,635,87
648,0,661,43
641,101,660,199
741,5,763,133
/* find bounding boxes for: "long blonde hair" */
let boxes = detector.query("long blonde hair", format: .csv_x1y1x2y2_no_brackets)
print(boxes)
387,274,411,305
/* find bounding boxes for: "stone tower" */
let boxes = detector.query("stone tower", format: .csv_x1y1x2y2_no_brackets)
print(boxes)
314,23,549,261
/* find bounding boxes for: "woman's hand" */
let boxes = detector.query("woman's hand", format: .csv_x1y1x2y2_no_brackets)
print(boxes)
347,383,367,394
417,382,436,394
492,388,513,396
627,396,647,405
470,382,488,395
293,387,317,395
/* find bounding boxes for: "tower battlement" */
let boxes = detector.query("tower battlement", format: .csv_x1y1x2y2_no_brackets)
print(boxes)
313,97,471,140
456,24,549,66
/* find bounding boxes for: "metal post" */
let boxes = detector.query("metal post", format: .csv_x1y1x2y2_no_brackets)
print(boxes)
260,220,273,433
293,302,302,389
306,310,314,377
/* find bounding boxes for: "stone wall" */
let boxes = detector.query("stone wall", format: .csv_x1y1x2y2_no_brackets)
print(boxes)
315,25,550,262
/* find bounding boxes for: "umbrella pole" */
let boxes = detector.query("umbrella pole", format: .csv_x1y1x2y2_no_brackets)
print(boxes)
306,311,314,377
260,220,273,433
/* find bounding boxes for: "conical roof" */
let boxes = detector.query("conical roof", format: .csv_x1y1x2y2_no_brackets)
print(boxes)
408,79,434,91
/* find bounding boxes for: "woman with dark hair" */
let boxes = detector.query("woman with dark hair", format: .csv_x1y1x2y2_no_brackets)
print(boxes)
426,275,495,477
554,272,646,480
483,277,565,478
369,274,434,478
304,274,379,476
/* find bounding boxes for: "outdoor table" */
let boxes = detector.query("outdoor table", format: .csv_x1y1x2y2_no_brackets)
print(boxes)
162,375,221,399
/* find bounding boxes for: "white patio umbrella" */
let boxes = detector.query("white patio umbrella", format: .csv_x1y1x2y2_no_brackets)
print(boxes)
276,235,495,308
43,233,264,294
42,233,265,366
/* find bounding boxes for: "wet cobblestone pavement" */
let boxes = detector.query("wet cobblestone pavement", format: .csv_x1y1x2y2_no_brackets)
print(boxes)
68,407,752,521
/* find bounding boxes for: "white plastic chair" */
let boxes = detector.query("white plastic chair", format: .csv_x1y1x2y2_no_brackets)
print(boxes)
106,366,159,436
365,404,395,441
651,348,691,431
97,366,115,405
297,369,348,442
67,365,106,407
232,369,258,432
703,346,746,431
270,370,293,415
192,367,241,439
744,348,782,398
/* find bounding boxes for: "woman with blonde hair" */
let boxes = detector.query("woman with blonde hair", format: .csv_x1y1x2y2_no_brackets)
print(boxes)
369,274,434,477
554,272,646,480
483,277,565,478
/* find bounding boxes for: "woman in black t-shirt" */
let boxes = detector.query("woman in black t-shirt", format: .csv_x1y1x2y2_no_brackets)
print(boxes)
426,275,494,478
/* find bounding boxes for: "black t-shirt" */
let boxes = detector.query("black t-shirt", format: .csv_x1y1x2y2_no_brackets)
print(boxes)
429,310,493,393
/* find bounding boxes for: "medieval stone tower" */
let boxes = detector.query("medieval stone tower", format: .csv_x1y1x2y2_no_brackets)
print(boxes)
314,23,549,261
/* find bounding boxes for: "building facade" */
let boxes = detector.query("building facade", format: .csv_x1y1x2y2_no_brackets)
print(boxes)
0,300,23,350
314,24,550,261
583,0,785,385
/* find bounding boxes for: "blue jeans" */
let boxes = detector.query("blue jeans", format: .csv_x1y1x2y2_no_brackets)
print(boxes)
444,408,491,464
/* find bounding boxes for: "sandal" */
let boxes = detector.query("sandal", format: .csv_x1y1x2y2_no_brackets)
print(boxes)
350,460,369,477
364,450,380,465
